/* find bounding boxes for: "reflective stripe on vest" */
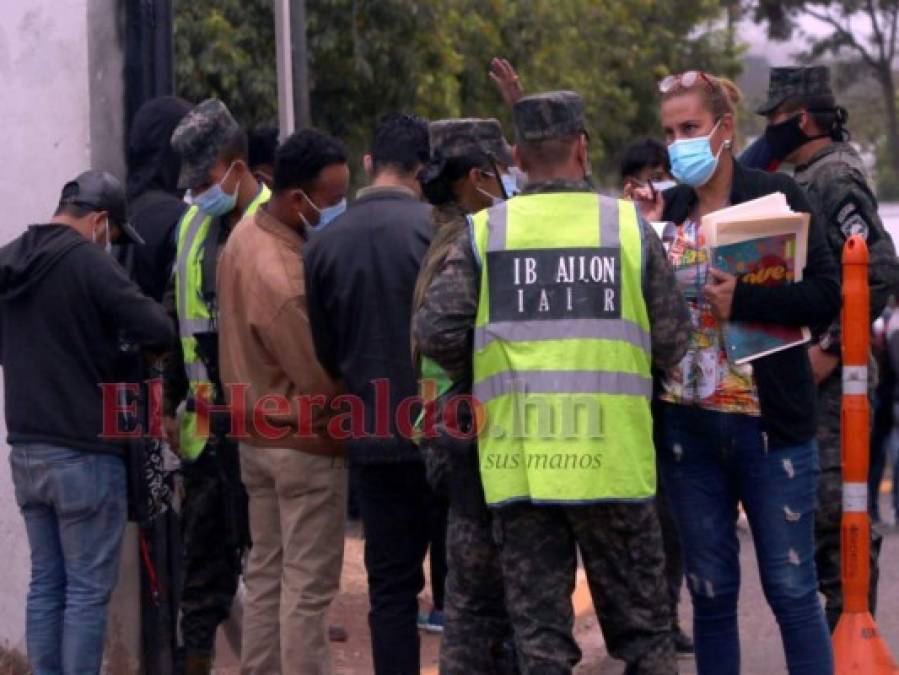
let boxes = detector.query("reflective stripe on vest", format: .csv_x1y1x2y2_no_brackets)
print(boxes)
173,186,271,460
471,192,655,506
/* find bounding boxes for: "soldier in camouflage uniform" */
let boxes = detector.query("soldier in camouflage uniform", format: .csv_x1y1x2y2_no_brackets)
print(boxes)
414,92,690,674
164,100,264,674
759,65,899,630
412,117,520,674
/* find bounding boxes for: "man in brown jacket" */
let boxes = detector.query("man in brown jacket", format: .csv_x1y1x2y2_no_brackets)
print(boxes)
217,129,350,675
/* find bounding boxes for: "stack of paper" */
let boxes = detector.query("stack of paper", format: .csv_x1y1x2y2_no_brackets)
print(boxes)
701,193,811,364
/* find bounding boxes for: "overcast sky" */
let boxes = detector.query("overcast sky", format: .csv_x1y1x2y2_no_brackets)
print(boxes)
739,11,874,60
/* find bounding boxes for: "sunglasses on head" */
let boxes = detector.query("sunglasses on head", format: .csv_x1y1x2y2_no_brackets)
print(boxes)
658,71,715,94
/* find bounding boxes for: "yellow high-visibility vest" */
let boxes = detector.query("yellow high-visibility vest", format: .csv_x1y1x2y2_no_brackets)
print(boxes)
470,192,655,506
173,186,270,460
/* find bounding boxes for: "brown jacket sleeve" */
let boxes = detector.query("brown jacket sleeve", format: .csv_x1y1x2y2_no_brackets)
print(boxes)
259,294,342,433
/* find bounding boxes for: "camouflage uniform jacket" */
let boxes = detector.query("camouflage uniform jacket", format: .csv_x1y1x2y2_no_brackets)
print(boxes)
412,202,487,515
412,179,691,383
794,142,899,355
411,201,469,371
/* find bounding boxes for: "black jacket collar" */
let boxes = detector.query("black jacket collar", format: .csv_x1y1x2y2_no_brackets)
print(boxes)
662,158,763,225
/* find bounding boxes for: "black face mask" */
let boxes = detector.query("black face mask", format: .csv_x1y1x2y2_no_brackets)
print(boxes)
764,114,829,163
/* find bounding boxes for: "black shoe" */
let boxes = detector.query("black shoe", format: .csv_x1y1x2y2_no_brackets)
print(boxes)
674,628,695,656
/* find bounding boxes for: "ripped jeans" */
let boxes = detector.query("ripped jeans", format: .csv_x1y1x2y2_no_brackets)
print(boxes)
657,403,833,675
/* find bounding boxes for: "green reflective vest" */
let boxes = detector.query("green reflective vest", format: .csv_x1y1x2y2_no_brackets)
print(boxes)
412,355,455,445
471,192,655,506
174,186,270,460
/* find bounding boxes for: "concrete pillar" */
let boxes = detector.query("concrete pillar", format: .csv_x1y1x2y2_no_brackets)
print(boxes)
0,0,137,671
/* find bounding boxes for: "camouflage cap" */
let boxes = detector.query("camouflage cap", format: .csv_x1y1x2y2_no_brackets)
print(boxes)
756,66,835,116
171,98,241,190
513,91,586,142
428,118,514,166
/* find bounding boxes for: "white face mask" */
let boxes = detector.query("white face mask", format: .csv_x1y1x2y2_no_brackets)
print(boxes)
652,179,677,192
476,170,506,206
476,185,503,206
92,217,112,255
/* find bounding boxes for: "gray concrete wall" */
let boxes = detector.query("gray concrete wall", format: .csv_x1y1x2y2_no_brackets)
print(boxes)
0,0,138,670
87,0,127,178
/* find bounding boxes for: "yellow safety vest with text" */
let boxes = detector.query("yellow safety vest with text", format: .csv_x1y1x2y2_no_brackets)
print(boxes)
470,192,655,506
174,186,270,460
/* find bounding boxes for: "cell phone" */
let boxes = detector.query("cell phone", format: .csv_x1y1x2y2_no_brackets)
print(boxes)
627,178,658,201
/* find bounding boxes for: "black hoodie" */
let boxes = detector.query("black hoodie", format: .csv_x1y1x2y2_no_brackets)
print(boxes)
121,96,192,301
0,224,174,455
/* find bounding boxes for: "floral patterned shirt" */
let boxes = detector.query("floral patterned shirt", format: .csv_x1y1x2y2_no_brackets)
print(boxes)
658,218,761,414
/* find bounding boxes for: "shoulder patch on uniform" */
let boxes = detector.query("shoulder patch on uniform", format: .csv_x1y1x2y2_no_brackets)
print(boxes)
834,194,875,243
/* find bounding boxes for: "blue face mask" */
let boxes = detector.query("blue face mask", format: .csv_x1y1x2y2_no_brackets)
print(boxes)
300,190,347,231
667,119,725,188
319,199,347,228
510,166,528,191
191,163,238,216
501,173,519,198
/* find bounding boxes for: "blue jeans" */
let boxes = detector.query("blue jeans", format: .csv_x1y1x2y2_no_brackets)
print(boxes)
657,404,833,675
10,444,127,675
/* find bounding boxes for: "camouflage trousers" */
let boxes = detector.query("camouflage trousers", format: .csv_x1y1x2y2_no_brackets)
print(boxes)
815,375,881,631
440,508,518,675
179,439,249,653
492,501,676,675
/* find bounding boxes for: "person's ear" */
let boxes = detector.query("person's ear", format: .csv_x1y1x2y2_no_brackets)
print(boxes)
93,210,108,230
291,188,307,212
233,159,249,183
717,114,735,151
363,154,374,178
512,145,525,172
469,167,488,188
218,159,243,193
719,113,733,136
577,135,590,173
797,110,814,135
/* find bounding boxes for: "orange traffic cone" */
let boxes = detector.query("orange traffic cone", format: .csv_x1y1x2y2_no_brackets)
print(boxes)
833,234,899,673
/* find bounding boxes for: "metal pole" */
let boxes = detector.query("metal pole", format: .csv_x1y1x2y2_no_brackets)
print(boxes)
290,0,311,129
274,0,296,139
125,0,175,131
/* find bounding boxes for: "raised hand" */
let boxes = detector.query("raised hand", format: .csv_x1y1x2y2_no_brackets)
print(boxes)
489,57,524,107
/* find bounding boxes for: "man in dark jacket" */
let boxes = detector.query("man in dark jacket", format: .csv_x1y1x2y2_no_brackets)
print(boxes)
304,112,441,675
121,94,192,675
1,170,173,675
123,96,192,302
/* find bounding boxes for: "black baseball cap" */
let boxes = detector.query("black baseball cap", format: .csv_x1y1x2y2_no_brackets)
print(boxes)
58,170,145,244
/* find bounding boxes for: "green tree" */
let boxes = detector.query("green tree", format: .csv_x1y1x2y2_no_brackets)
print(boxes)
747,0,899,197
173,0,278,128
174,0,741,184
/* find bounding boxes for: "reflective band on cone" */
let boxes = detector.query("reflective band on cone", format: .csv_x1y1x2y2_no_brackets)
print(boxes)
842,482,868,513
842,365,868,396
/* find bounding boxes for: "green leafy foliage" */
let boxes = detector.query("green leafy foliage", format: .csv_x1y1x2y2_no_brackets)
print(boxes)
174,0,741,185
174,0,278,128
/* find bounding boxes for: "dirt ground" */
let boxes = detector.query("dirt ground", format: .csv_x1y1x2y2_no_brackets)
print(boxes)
329,521,443,674
212,517,607,675
212,519,445,674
